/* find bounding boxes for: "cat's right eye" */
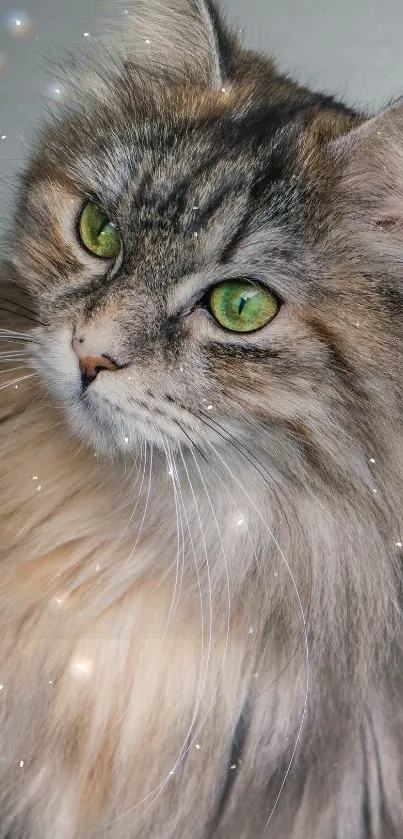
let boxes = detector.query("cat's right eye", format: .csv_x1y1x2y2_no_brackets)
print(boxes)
78,201,121,260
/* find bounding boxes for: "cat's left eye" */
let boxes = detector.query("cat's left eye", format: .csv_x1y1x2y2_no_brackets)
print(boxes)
78,201,121,260
209,280,279,333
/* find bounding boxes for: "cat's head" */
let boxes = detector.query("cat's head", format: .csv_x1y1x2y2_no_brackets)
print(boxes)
10,0,403,489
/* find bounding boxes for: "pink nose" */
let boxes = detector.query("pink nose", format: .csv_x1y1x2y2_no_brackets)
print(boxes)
78,355,118,389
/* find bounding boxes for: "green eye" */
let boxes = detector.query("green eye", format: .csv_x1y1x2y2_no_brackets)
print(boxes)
78,202,121,259
209,280,279,333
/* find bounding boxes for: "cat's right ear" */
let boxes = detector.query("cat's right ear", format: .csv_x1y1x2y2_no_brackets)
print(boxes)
104,0,238,89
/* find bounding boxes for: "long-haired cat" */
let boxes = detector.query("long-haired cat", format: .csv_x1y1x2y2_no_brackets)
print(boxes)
1,1,403,836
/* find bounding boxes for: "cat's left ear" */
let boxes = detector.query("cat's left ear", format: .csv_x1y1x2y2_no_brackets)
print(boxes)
330,101,403,238
107,0,236,89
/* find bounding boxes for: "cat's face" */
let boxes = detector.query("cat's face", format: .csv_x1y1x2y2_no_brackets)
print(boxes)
14,85,311,457
10,1,403,484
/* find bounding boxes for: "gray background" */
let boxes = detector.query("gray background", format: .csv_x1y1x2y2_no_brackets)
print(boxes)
1,0,403,219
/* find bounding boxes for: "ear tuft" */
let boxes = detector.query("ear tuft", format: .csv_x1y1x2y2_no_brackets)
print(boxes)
105,0,232,88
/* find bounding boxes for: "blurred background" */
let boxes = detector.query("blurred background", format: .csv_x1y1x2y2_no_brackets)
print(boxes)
1,0,403,219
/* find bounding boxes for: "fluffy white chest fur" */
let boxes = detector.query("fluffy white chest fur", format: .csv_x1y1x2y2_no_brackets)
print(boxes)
0,373,309,838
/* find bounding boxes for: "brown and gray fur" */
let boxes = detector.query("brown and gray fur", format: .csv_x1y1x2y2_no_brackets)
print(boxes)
1,1,403,836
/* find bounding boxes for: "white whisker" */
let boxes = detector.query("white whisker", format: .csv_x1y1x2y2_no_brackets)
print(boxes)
203,438,310,831
182,446,232,750
0,329,34,340
168,446,213,769
0,366,31,375
160,436,184,624
111,441,153,586
0,373,36,391
107,443,212,831
114,438,148,551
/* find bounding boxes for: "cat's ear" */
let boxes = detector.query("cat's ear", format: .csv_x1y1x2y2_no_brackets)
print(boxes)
330,101,403,237
107,0,236,88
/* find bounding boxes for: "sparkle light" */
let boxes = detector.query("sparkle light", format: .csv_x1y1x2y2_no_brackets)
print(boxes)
46,81,67,103
19,760,25,768
69,656,93,679
4,10,33,38
51,592,68,610
369,457,376,464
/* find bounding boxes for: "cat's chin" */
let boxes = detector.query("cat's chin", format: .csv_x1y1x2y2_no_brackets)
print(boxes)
64,394,177,457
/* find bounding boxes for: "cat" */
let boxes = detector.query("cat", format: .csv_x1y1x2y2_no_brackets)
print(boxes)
0,0,403,836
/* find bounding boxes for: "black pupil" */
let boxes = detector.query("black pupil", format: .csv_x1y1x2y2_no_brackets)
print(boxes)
238,296,247,315
96,217,108,236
